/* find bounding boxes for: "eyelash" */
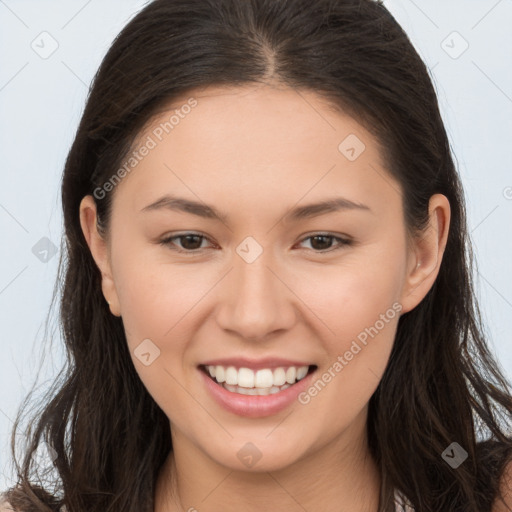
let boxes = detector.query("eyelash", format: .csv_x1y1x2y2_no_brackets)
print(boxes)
158,232,353,254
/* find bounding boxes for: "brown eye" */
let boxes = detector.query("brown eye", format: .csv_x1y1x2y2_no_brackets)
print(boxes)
159,233,213,253
158,232,352,255
298,234,352,252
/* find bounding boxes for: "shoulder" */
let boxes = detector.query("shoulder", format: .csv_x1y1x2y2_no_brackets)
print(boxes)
0,494,15,511
493,457,512,512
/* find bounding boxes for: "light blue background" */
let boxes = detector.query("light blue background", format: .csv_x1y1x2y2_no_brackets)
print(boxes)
1,0,511,491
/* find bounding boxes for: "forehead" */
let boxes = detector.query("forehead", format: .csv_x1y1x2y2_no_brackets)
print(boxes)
111,84,400,220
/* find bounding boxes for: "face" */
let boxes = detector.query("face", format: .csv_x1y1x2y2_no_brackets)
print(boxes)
80,83,449,473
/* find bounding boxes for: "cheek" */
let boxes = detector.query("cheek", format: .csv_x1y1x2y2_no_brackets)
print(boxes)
115,229,407,353
113,242,214,340
293,266,402,437
113,257,207,414
292,238,406,339
290,240,405,407
112,230,406,417
112,248,224,409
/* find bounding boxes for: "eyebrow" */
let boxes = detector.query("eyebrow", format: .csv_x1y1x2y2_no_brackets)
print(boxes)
140,194,371,222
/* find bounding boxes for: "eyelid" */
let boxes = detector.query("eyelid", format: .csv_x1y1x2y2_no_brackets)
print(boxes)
158,231,353,254
158,231,215,253
294,232,353,252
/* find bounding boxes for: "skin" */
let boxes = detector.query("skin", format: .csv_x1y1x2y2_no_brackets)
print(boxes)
80,83,450,512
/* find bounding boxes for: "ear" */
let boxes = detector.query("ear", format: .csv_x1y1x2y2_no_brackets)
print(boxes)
79,195,121,317
399,194,451,314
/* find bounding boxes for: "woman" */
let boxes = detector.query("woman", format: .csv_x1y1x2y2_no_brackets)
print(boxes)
2,0,512,510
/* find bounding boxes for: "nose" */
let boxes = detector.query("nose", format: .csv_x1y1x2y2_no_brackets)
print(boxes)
215,249,297,341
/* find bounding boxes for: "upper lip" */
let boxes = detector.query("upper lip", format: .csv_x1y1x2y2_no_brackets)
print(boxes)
199,357,315,371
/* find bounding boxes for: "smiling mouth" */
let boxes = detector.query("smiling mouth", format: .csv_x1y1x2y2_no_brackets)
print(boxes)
199,364,318,396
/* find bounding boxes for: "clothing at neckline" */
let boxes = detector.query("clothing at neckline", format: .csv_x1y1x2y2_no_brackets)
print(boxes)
394,488,415,511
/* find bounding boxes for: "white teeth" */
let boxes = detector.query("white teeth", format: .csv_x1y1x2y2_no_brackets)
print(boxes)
285,367,297,384
215,365,225,383
238,367,255,388
296,366,308,380
205,364,311,389
225,366,238,385
273,367,286,386
237,387,258,395
223,382,292,396
255,369,274,388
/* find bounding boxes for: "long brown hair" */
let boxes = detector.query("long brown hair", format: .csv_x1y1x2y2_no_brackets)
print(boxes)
5,0,512,510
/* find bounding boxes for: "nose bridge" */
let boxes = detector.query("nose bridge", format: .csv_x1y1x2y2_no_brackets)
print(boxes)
216,240,295,339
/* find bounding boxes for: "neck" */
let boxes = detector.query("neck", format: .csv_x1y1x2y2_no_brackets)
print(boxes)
155,409,381,512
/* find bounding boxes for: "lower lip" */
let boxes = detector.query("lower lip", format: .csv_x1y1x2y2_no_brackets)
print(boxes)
199,367,317,418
